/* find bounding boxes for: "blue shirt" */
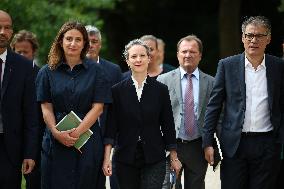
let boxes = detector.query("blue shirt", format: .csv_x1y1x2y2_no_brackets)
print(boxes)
178,67,200,140
36,59,112,126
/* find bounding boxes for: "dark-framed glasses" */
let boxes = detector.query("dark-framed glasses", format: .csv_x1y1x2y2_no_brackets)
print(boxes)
244,33,268,41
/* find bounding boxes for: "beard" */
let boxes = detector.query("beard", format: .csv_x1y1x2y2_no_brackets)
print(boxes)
0,35,9,48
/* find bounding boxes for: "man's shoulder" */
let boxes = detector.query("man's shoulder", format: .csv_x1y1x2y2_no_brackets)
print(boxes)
266,54,284,63
199,70,214,81
157,68,179,81
122,70,131,80
7,49,33,69
220,53,243,63
100,58,121,70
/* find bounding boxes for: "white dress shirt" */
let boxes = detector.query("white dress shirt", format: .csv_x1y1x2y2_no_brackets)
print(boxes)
243,55,272,132
0,49,7,133
0,49,7,85
131,76,147,102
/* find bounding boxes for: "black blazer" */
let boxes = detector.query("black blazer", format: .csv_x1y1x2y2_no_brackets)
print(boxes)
1,49,39,167
203,53,284,158
104,77,176,164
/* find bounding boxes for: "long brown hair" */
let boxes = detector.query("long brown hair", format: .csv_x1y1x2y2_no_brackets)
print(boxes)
48,21,89,70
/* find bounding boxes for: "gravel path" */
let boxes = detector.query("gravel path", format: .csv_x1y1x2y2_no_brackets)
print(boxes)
105,166,221,189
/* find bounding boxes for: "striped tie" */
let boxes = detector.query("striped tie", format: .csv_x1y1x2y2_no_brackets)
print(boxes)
184,74,195,136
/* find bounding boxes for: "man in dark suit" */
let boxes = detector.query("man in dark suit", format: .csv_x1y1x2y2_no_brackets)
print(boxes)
157,35,214,189
0,10,39,189
11,29,43,189
85,24,122,189
202,16,284,189
85,25,122,133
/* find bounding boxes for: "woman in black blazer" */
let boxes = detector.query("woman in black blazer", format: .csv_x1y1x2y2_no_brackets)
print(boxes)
103,39,181,189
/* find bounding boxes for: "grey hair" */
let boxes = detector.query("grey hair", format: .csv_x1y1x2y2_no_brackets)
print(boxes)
157,38,165,49
85,25,102,41
140,35,158,49
241,16,271,35
177,35,203,54
123,39,150,61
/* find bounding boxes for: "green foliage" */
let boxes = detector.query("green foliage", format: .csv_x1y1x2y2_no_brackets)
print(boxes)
0,0,115,66
279,0,284,11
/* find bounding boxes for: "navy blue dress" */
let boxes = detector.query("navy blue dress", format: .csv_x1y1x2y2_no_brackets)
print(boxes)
36,59,112,189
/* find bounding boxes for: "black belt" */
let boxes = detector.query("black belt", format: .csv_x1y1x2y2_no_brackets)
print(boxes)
177,137,201,144
241,131,273,137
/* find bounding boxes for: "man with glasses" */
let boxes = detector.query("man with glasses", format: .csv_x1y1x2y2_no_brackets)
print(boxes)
202,16,284,189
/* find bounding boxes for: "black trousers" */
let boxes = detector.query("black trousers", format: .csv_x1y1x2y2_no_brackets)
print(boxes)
116,142,166,189
275,155,284,188
0,134,21,189
221,134,281,189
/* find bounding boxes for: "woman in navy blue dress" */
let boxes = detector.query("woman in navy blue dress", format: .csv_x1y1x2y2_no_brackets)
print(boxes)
36,21,111,189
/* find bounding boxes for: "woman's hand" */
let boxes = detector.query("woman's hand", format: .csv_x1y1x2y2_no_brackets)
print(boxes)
69,128,81,139
52,128,79,147
103,144,113,176
102,158,112,176
170,158,182,176
169,150,182,175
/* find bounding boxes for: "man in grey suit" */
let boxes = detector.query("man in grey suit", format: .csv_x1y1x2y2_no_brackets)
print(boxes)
157,35,214,189
203,16,284,189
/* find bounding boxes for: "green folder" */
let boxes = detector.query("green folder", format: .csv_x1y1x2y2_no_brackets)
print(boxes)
56,111,93,153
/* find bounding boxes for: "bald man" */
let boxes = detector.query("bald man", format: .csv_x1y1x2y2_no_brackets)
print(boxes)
0,10,39,189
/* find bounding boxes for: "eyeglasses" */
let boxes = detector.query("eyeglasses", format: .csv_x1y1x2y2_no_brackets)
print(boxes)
244,33,268,41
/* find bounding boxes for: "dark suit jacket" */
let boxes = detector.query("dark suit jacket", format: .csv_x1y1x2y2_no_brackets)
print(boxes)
98,58,122,134
122,70,131,80
203,53,284,158
99,58,122,85
1,49,39,167
104,77,177,164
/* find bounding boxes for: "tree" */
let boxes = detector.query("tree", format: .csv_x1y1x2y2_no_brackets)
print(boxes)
1,0,115,66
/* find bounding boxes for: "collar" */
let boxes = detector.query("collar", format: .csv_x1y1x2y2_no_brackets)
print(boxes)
0,49,8,63
245,55,266,69
131,75,148,88
179,66,199,80
57,58,89,70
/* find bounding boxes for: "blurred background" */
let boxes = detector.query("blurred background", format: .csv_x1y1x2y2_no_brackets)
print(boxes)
1,0,284,75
